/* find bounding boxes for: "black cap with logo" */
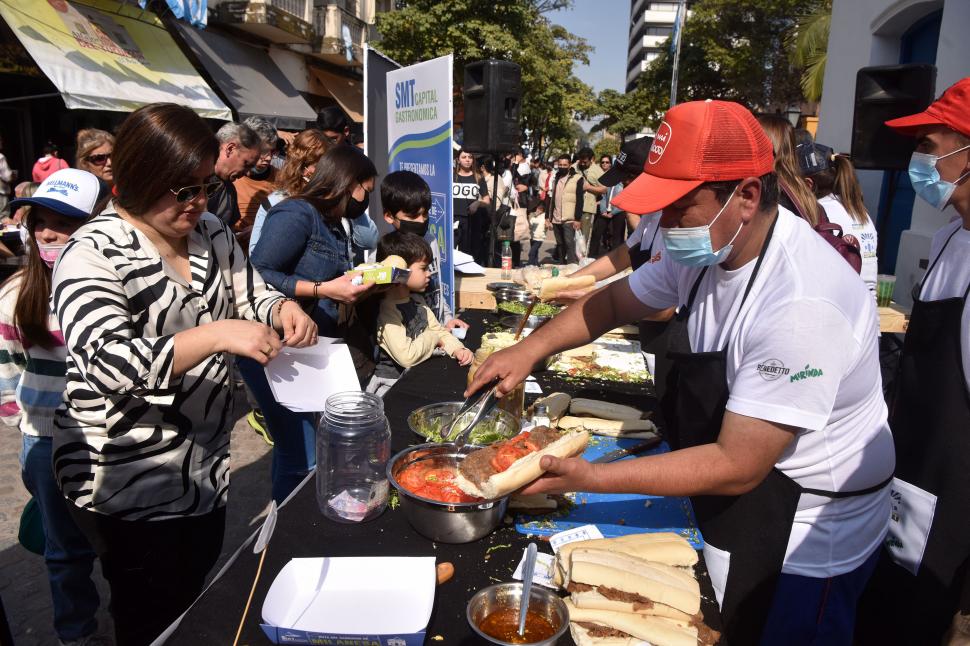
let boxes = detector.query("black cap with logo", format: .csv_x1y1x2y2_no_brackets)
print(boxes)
599,136,654,187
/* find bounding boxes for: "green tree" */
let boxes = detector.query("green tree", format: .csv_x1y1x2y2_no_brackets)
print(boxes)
374,0,595,156
604,0,818,133
593,136,621,160
786,0,831,102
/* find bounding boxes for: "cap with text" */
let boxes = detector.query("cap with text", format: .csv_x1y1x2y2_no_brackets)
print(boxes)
612,100,775,214
885,76,970,138
599,136,653,188
8,168,101,220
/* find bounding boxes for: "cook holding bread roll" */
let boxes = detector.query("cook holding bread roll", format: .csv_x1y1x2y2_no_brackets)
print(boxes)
467,100,894,646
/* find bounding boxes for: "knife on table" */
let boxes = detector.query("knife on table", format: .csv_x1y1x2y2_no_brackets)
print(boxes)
590,435,663,464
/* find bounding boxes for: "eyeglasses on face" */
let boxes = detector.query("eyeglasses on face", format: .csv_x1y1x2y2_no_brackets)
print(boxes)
169,179,221,203
87,153,110,166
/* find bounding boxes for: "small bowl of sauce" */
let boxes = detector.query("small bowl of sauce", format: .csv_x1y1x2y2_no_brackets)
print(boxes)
467,582,569,645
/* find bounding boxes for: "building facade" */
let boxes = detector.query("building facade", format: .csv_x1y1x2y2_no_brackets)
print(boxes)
626,0,683,92
816,0,970,305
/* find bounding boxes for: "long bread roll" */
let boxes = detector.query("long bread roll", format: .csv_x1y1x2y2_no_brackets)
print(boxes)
566,601,698,646
567,549,701,615
558,416,658,436
455,430,589,499
570,398,644,421
556,533,698,585
539,275,596,301
569,589,693,622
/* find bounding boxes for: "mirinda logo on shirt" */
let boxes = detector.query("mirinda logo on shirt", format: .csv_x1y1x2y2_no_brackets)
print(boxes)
649,122,672,165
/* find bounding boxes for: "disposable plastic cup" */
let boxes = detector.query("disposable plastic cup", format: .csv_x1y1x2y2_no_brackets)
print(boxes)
877,274,896,307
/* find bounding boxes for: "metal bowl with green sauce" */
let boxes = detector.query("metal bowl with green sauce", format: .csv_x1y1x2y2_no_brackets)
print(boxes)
407,402,519,445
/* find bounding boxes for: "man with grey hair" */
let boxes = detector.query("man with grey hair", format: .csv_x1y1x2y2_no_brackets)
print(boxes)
235,117,280,242
209,121,260,226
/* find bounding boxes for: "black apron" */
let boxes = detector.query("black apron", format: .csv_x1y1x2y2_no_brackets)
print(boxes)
662,214,891,644
629,221,672,399
859,227,970,644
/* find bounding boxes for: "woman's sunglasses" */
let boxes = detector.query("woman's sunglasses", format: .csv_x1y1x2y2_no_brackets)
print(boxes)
86,153,110,166
169,180,222,203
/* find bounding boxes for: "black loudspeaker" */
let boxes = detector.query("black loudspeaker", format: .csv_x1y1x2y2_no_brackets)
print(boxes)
851,64,937,170
462,60,522,153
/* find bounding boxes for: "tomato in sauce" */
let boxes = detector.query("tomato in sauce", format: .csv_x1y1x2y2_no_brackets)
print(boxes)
398,460,482,503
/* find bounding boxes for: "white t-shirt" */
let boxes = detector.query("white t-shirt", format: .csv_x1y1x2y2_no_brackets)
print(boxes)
625,212,664,261
819,194,878,293
920,218,970,393
628,207,894,578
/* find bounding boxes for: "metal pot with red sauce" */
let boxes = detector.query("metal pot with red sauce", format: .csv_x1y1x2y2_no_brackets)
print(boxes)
396,452,482,504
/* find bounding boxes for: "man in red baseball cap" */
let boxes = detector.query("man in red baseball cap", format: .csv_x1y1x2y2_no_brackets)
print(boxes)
856,77,970,645
467,100,893,645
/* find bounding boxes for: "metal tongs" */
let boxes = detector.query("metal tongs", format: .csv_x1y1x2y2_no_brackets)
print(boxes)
445,378,500,452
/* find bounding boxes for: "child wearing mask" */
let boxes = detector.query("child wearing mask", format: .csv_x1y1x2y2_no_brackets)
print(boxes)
0,169,104,644
381,170,467,330
371,231,472,396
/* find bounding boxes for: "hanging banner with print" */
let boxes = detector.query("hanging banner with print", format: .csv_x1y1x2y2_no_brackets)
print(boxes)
386,54,455,314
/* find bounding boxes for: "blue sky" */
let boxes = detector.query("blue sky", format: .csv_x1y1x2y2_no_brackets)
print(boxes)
548,1,629,95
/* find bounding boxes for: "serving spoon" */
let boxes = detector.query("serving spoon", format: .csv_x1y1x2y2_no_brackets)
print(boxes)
518,542,539,637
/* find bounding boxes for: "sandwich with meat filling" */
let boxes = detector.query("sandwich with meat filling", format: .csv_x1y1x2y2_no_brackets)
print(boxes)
455,426,589,499
558,534,720,646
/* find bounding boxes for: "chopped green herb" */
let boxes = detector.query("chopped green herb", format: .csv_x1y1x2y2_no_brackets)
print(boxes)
497,301,561,317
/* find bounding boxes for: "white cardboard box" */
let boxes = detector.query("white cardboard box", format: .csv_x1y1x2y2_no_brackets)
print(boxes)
260,556,436,645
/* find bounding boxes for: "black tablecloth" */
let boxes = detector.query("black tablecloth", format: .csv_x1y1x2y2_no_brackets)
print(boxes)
169,311,720,645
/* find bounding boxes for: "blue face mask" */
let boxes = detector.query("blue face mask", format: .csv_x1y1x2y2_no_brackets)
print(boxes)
661,190,742,267
908,145,970,210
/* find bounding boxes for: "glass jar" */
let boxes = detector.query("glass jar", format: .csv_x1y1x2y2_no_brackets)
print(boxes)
467,342,525,421
316,392,390,523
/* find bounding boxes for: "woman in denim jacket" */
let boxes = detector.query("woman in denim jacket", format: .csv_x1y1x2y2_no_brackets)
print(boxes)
246,146,379,503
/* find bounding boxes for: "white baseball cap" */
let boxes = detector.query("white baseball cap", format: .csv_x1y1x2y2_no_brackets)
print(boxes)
9,168,102,219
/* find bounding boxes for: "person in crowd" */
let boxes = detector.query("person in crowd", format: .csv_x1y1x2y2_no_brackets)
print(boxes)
248,130,376,269
49,103,316,646
527,197,547,266
452,148,490,265
232,116,279,248
757,114,822,225
1,169,104,646
380,170,466,330
372,231,472,395
576,147,606,257
537,161,551,202
0,135,16,213
208,121,260,226
317,106,351,146
468,100,894,646
587,155,626,258
549,153,584,264
5,181,38,226
74,129,113,188
248,145,377,503
856,76,970,646
249,128,329,254
798,142,879,294
32,143,69,183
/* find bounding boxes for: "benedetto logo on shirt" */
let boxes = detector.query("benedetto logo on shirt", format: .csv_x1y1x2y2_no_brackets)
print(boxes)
756,359,790,381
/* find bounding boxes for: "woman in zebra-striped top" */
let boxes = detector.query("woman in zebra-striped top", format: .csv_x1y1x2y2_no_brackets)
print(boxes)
50,104,317,646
